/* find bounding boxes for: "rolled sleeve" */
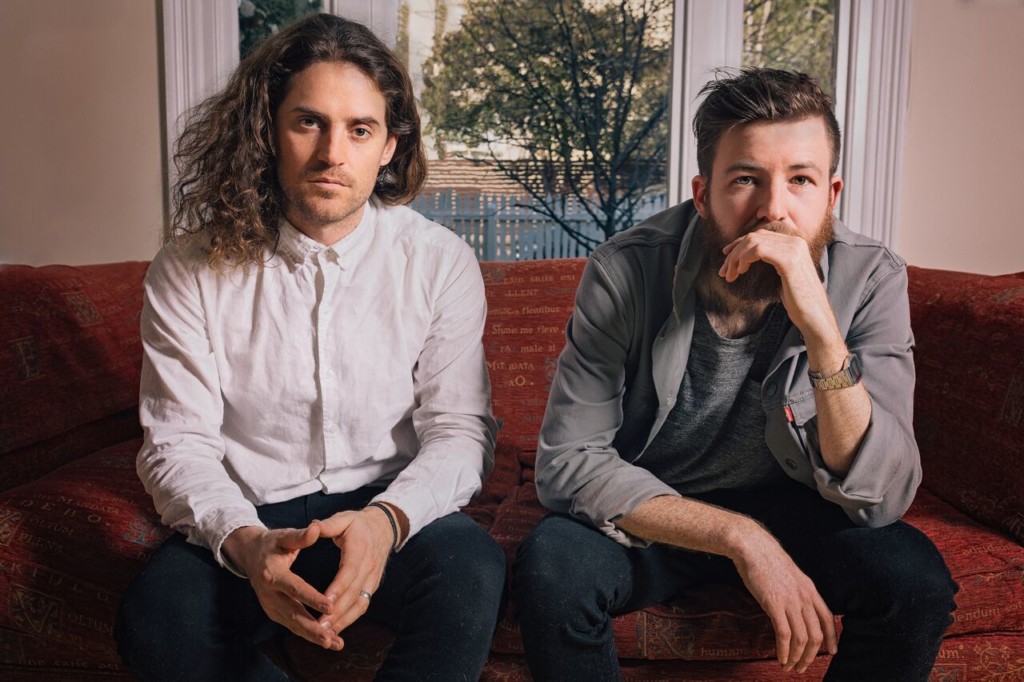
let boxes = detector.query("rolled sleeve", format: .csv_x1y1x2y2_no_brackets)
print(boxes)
536,257,679,546
808,264,922,526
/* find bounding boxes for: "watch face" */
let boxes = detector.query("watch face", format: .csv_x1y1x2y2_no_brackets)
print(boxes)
848,354,863,383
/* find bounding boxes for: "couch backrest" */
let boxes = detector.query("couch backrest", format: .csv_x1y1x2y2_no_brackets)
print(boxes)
908,266,1024,544
480,259,586,456
0,262,150,491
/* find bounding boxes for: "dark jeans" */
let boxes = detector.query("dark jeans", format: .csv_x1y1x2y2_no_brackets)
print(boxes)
116,488,506,682
512,482,957,682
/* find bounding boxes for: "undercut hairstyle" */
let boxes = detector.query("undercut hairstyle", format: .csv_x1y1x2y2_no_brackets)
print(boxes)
171,13,427,266
693,68,841,179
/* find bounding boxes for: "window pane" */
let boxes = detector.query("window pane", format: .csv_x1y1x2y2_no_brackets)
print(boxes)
743,0,836,98
240,0,323,57
407,0,673,261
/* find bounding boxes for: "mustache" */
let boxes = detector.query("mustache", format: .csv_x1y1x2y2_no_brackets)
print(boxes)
301,164,353,185
740,219,797,238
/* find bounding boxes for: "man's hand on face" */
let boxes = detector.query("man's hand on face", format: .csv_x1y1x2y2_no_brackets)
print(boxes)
311,506,395,642
223,525,343,651
720,229,839,344
732,526,838,673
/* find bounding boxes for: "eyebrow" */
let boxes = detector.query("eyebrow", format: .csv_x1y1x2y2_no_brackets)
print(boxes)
288,106,383,128
723,161,824,174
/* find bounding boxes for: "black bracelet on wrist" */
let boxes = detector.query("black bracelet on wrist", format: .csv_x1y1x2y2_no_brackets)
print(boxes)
367,502,399,552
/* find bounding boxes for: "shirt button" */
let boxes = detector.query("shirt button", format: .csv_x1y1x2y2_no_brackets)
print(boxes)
766,383,778,397
785,458,798,471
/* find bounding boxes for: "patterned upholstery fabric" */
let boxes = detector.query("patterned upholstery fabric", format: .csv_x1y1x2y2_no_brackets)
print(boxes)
908,266,1024,545
481,259,586,458
0,259,1022,681
0,262,149,492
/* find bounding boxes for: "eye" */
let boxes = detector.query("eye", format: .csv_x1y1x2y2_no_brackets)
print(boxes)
732,175,754,186
352,127,371,138
792,175,811,186
298,117,319,129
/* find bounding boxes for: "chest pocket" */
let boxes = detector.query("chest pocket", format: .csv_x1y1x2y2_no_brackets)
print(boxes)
765,393,818,483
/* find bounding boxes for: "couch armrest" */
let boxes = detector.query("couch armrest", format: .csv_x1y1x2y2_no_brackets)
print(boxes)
908,266,1024,544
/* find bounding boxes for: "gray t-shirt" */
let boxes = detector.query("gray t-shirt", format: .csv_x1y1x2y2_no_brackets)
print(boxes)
640,295,788,495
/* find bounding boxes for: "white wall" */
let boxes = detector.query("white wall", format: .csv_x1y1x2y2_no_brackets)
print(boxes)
898,0,1024,275
0,0,164,266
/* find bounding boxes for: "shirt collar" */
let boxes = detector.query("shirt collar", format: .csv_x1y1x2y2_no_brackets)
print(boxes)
276,199,377,268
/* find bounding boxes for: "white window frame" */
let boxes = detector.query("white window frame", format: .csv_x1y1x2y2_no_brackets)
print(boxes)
668,0,913,247
162,0,911,247
160,0,238,199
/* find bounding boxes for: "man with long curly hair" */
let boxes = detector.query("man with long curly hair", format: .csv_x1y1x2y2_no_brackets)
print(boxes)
115,14,505,681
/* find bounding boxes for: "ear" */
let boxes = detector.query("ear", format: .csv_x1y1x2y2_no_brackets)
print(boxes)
379,134,398,168
829,175,844,208
692,175,709,218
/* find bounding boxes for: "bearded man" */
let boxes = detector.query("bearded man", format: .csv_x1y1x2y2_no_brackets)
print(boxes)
512,68,957,681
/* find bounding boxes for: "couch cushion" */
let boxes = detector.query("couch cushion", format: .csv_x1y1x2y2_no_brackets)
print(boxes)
908,266,1024,545
480,259,586,459
0,437,168,666
463,439,524,531
907,489,1024,636
0,262,150,490
485,481,1024,662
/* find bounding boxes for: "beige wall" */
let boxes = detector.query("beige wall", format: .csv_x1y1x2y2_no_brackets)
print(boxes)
0,0,164,266
899,0,1024,275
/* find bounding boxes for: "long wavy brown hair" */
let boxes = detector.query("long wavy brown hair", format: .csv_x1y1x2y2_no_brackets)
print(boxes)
171,13,427,267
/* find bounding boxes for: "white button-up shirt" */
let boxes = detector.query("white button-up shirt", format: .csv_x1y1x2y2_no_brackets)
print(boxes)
138,199,496,569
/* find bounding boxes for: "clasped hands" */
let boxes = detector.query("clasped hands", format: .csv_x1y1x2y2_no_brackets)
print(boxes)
223,505,394,651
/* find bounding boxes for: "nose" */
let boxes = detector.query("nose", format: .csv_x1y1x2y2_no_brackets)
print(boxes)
757,180,788,224
317,128,347,167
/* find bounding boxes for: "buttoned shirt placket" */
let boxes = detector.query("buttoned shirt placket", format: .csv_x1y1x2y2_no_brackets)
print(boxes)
315,246,343,483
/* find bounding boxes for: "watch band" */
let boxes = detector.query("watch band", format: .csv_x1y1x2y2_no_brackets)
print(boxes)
808,353,862,390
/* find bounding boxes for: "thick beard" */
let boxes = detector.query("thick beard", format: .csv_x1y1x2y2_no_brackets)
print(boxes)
699,209,835,306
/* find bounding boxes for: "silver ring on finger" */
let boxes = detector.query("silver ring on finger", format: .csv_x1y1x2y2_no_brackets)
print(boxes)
358,590,372,602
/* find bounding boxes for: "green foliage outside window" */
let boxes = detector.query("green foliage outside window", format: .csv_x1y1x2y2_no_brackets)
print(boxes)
239,0,323,58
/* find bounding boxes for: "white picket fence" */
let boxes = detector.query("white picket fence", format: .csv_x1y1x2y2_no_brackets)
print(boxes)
412,190,667,261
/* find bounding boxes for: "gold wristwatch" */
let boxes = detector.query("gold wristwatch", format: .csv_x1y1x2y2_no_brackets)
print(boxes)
808,354,862,390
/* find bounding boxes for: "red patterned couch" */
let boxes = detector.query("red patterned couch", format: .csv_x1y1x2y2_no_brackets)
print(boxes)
1,259,1022,681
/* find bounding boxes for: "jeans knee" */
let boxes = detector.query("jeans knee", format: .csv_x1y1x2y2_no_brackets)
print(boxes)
899,557,957,629
513,525,567,601
114,574,187,672
512,516,619,619
457,531,507,603
849,528,957,635
408,516,506,625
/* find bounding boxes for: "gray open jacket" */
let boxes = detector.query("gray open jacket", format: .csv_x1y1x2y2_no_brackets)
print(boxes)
536,200,921,547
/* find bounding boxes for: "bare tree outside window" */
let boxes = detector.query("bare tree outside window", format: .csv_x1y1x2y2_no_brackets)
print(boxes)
743,0,836,98
420,0,673,254
226,2,836,260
